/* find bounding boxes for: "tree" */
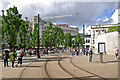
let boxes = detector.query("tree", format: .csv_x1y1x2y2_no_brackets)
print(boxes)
17,20,29,49
71,39,75,48
74,33,80,52
74,33,84,51
31,23,38,48
64,33,72,48
42,22,53,50
52,27,64,48
0,19,2,49
42,22,65,52
80,37,84,48
2,6,22,49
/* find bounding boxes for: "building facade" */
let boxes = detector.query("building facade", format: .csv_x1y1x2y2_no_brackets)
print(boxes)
29,16,79,38
29,16,49,38
88,24,119,54
53,24,79,37
84,35,91,48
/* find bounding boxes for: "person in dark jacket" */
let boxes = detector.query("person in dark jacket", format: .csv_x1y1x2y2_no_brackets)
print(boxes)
3,50,9,67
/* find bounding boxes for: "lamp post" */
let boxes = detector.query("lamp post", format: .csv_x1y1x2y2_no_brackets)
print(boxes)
1,10,4,16
1,10,4,49
37,14,40,58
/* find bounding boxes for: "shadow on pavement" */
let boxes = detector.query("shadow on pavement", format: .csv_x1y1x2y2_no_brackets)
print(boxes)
102,60,120,63
1,78,119,80
22,65,42,68
93,60,120,64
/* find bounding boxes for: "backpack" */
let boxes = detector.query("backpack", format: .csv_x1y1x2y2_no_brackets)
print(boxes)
16,51,21,57
20,50,24,57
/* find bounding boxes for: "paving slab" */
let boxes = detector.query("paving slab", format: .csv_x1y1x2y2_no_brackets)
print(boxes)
71,54,119,79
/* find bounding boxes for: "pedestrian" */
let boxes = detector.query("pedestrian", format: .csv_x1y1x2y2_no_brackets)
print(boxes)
80,48,82,56
114,47,119,60
86,48,89,56
76,48,79,56
16,49,23,67
72,48,75,56
2,49,9,67
29,49,32,56
74,48,76,56
89,47,93,62
10,49,16,68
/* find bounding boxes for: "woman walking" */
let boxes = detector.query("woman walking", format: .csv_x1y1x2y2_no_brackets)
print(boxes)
10,49,16,68
89,47,93,62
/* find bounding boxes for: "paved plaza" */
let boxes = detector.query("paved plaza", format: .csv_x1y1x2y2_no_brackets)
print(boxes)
0,52,120,80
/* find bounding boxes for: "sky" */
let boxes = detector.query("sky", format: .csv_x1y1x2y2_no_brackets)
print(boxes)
0,0,120,32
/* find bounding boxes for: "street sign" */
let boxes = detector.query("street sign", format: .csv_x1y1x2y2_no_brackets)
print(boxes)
98,42,106,53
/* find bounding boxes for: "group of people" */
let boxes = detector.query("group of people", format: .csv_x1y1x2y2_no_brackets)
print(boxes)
2,48,24,68
71,48,90,56
71,46,119,62
71,47,93,62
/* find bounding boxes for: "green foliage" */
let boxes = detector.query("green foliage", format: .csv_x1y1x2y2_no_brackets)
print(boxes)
2,6,31,49
64,33,72,48
17,20,29,49
71,39,75,48
74,33,84,48
31,23,38,48
107,26,119,33
75,33,80,47
2,6,22,49
80,37,84,48
42,22,64,49
0,19,2,49
42,22,53,49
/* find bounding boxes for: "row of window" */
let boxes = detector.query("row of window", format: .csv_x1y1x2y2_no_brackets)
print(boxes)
86,39,90,43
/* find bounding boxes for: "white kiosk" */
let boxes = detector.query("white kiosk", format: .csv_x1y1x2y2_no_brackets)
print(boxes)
98,42,106,63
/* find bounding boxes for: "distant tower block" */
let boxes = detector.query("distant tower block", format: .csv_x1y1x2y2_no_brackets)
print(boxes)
83,25,85,36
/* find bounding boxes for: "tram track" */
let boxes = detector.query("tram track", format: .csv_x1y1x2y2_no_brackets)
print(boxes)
44,56,80,80
19,61,34,80
44,57,53,80
70,57,108,80
58,57,82,80
19,55,108,80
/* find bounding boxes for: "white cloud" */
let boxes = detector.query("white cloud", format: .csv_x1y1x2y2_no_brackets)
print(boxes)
103,17,110,22
111,9,118,24
96,9,119,24
0,1,118,28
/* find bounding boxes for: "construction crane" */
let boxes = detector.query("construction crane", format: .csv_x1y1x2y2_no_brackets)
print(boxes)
41,14,72,22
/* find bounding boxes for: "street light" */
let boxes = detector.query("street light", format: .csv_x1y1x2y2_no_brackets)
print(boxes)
37,14,40,58
1,10,4,16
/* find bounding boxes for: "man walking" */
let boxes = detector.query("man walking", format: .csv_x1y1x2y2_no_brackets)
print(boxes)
2,50,9,67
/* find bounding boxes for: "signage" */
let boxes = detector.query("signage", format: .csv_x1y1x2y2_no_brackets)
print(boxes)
98,42,105,53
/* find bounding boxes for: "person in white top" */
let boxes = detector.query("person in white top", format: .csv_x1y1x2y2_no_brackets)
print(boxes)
80,48,82,56
114,47,119,60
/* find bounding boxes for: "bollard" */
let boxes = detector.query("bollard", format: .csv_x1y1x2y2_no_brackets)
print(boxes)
100,53,103,63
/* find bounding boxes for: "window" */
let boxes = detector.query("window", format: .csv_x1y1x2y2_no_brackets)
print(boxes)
86,39,90,43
